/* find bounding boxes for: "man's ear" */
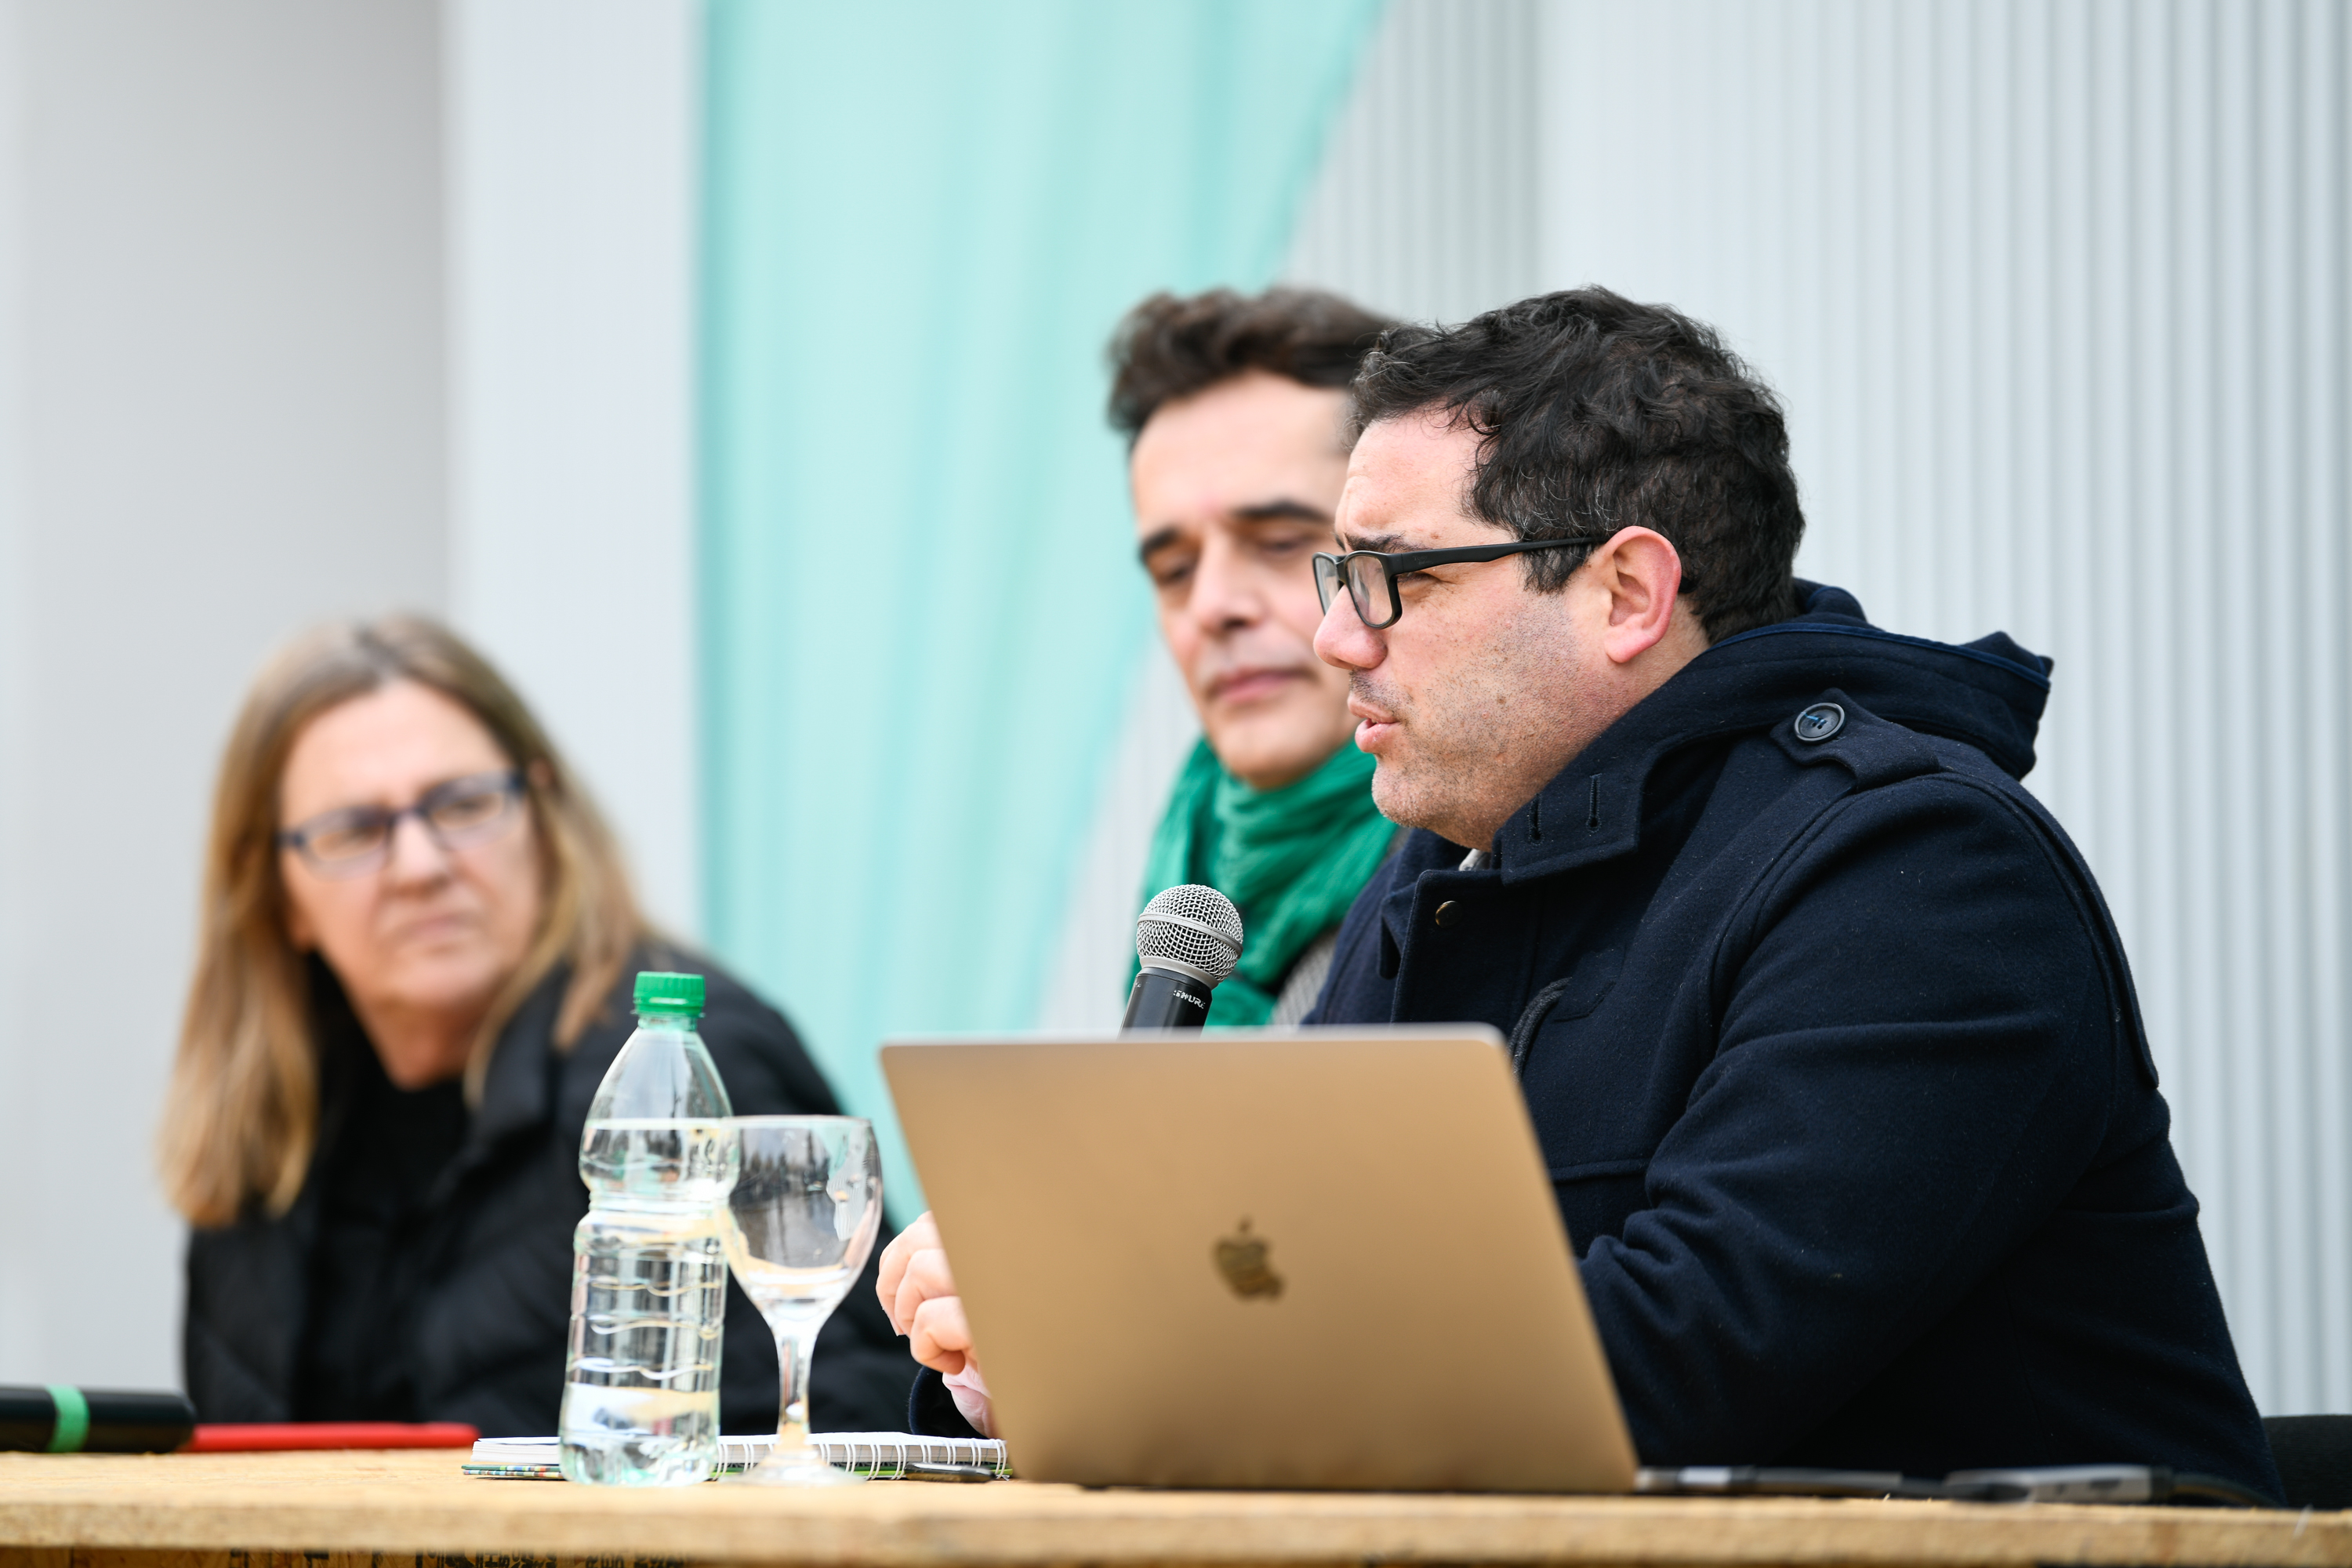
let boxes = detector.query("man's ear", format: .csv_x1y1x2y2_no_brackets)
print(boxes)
1588,527,1685,666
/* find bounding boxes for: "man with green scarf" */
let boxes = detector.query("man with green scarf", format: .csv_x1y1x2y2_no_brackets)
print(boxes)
1111,286,1401,1025
877,287,1410,1442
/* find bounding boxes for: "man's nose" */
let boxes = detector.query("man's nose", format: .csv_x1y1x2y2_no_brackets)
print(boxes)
1312,583,1381,670
1186,539,1263,630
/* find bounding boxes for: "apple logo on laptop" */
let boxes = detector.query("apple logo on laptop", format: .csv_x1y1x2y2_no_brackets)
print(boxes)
1213,1218,1284,1301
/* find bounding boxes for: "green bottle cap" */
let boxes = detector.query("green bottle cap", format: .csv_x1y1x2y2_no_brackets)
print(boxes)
633,971,706,1018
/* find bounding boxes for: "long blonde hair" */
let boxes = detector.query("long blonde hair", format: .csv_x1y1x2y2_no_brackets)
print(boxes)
161,615,644,1227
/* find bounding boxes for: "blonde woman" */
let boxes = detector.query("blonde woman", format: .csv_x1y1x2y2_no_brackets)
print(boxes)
163,616,912,1432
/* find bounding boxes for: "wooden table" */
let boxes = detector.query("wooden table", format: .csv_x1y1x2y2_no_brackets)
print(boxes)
1,1450,2345,1568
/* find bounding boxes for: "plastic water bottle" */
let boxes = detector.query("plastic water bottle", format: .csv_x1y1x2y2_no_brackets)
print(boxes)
558,971,739,1485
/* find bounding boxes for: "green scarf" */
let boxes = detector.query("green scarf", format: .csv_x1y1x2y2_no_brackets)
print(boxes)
1133,737,1394,1026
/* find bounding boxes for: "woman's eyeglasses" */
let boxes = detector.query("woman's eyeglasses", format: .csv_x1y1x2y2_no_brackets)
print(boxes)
1312,535,1613,630
278,769,528,878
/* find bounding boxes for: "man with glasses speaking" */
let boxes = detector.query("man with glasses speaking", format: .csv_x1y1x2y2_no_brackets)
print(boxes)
1298,288,2275,1488
891,288,2280,1496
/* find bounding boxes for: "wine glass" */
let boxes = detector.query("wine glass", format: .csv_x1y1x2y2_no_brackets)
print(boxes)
719,1116,884,1486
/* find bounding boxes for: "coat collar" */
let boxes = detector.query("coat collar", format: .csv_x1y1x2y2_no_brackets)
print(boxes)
307,953,569,1159
469,963,568,1152
426,960,582,1206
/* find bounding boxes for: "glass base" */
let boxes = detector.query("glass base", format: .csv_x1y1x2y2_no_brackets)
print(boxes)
730,1446,866,1486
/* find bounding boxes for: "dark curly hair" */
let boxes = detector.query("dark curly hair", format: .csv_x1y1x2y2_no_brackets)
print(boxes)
1108,286,1396,441
1348,288,1805,641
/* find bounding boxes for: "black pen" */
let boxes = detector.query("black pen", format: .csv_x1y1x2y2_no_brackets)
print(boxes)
902,1461,999,1483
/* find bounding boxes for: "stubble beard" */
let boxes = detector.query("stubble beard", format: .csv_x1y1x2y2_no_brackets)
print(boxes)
1354,606,1588,850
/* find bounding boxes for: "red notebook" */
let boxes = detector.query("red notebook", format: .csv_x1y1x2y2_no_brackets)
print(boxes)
186,1422,478,1452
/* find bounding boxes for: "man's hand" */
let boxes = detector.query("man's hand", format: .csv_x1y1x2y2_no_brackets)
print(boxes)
877,1210,979,1376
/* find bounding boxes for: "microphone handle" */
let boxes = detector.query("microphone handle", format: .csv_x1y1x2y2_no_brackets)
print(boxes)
1121,965,1214,1030
0,1385,195,1452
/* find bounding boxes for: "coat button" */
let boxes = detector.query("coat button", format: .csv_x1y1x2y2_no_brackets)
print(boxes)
1434,900,1460,927
1794,702,1846,742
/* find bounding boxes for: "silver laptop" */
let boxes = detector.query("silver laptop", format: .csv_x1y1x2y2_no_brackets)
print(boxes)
880,1026,1637,1491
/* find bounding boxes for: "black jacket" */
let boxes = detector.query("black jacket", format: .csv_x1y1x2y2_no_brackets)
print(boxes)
1310,583,2278,1494
183,947,916,1435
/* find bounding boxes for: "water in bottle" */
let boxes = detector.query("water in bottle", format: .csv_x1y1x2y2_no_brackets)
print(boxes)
558,971,738,1486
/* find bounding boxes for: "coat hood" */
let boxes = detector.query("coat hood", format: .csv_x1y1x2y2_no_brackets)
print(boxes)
1708,581,2052,780
1488,581,2053,886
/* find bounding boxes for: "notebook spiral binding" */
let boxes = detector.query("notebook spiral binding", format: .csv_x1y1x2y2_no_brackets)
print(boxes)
463,1432,1011,1481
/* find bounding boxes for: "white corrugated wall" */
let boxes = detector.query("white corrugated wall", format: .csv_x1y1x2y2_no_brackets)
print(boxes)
1283,0,1544,326
1034,0,1549,1029
1541,0,2348,1417
1043,0,2350,1417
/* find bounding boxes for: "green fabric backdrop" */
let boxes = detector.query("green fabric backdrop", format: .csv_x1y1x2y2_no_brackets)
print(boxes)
698,0,1385,1215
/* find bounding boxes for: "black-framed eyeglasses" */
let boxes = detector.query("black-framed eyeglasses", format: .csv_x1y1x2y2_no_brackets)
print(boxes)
1312,535,1615,630
278,768,528,879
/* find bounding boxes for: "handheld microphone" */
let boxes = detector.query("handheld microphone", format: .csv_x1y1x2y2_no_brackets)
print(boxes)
1121,884,1246,1031
0,1385,194,1453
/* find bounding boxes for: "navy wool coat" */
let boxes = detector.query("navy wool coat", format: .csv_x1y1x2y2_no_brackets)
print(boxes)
1310,583,2278,1495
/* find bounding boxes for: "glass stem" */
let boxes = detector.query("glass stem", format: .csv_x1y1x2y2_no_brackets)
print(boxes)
774,1323,816,1453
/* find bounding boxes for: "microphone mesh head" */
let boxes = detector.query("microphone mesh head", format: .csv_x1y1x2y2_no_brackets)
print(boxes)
1135,884,1246,983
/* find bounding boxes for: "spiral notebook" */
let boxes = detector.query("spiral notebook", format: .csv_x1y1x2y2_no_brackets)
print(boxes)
463,1432,1009,1480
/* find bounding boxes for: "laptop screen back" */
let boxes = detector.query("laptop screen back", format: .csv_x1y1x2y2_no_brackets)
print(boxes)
882,1027,1636,1492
